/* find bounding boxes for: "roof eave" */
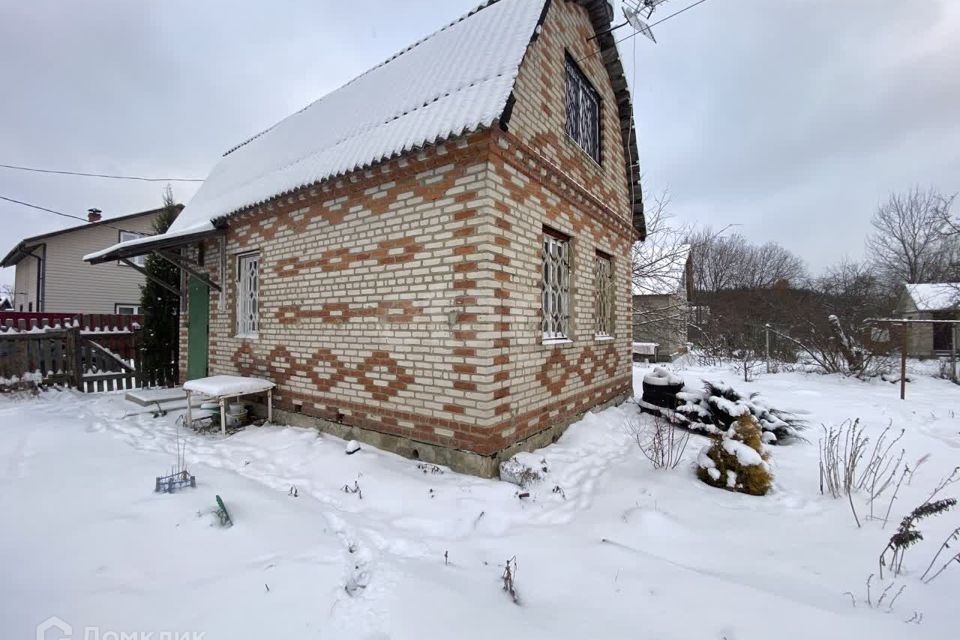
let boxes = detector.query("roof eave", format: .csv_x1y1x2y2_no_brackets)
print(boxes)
85,227,223,265
0,241,41,268
576,0,645,239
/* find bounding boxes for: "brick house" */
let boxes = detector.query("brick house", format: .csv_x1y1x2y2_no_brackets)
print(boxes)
86,0,645,476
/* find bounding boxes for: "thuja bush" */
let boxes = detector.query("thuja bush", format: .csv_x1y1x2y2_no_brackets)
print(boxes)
697,415,773,496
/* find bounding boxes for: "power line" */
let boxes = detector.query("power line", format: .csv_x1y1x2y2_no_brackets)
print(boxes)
0,195,142,236
0,162,203,182
578,0,714,64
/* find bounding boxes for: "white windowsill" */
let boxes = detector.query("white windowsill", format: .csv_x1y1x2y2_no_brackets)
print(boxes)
542,337,573,346
594,335,615,342
235,333,259,340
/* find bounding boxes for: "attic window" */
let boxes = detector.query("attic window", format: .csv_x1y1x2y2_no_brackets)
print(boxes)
564,55,600,163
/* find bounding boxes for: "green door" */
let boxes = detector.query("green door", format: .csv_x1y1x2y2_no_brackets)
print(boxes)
186,276,210,380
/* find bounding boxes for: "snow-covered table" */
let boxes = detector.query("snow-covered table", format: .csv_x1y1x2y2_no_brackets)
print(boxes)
183,375,275,435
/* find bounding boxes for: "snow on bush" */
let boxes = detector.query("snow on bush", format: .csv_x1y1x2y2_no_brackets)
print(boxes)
674,380,805,445
697,415,773,496
499,454,549,488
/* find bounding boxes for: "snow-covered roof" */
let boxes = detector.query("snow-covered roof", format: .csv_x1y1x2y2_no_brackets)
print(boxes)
86,0,641,264
632,242,691,296
905,283,960,311
168,0,548,236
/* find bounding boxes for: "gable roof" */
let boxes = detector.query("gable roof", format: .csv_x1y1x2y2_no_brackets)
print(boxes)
905,283,960,312
2,206,175,268
168,0,551,236
87,0,643,264
632,242,691,296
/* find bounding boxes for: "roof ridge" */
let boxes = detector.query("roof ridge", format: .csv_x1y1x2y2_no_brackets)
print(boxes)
222,0,505,158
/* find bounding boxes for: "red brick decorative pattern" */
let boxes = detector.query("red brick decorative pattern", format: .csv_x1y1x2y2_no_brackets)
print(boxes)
177,1,638,462
275,300,423,325
274,236,424,277
235,344,414,403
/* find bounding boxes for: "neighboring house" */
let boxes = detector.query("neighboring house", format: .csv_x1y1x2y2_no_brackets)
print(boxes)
86,0,645,476
632,243,692,361
898,283,960,357
0,295,11,311
1,207,177,314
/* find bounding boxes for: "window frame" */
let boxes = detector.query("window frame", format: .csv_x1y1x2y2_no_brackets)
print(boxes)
542,227,572,343
564,53,602,165
118,230,147,267
594,250,614,339
235,251,260,339
114,303,141,315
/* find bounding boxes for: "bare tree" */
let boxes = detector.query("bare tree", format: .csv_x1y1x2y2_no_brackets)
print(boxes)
631,191,689,294
688,231,748,292
741,242,808,289
866,187,957,288
632,191,693,352
688,231,806,292
816,258,897,325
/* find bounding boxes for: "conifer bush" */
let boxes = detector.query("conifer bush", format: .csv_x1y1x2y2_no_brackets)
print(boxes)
676,381,805,444
697,415,773,496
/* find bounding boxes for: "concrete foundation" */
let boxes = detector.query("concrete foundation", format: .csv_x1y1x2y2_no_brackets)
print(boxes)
254,392,631,478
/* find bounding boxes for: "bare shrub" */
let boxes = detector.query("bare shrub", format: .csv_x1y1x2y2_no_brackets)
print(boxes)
879,467,959,579
818,420,906,527
630,416,690,470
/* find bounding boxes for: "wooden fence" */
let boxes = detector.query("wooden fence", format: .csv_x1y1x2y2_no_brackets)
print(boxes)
0,315,177,393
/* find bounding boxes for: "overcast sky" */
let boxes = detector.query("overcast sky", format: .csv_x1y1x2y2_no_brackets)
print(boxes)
2,0,958,292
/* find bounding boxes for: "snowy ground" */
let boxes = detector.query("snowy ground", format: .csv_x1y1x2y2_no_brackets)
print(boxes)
2,364,959,639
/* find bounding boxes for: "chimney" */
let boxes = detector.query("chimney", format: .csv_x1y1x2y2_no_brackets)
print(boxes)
87,208,102,223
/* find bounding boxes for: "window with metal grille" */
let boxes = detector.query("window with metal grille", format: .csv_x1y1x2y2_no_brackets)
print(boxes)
236,252,259,337
542,230,571,340
564,55,600,163
595,252,614,337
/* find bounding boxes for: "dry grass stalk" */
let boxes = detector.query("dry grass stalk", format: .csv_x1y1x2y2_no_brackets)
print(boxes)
502,556,519,604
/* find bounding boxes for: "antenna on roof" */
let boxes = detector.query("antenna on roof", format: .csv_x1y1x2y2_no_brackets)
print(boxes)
588,0,669,43
622,0,670,43
638,0,670,19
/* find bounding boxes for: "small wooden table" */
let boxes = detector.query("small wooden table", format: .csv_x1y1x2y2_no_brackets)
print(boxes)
183,375,275,435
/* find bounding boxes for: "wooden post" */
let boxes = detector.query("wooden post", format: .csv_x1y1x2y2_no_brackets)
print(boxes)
267,388,273,424
900,322,907,401
66,327,83,390
765,323,771,374
951,324,958,384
